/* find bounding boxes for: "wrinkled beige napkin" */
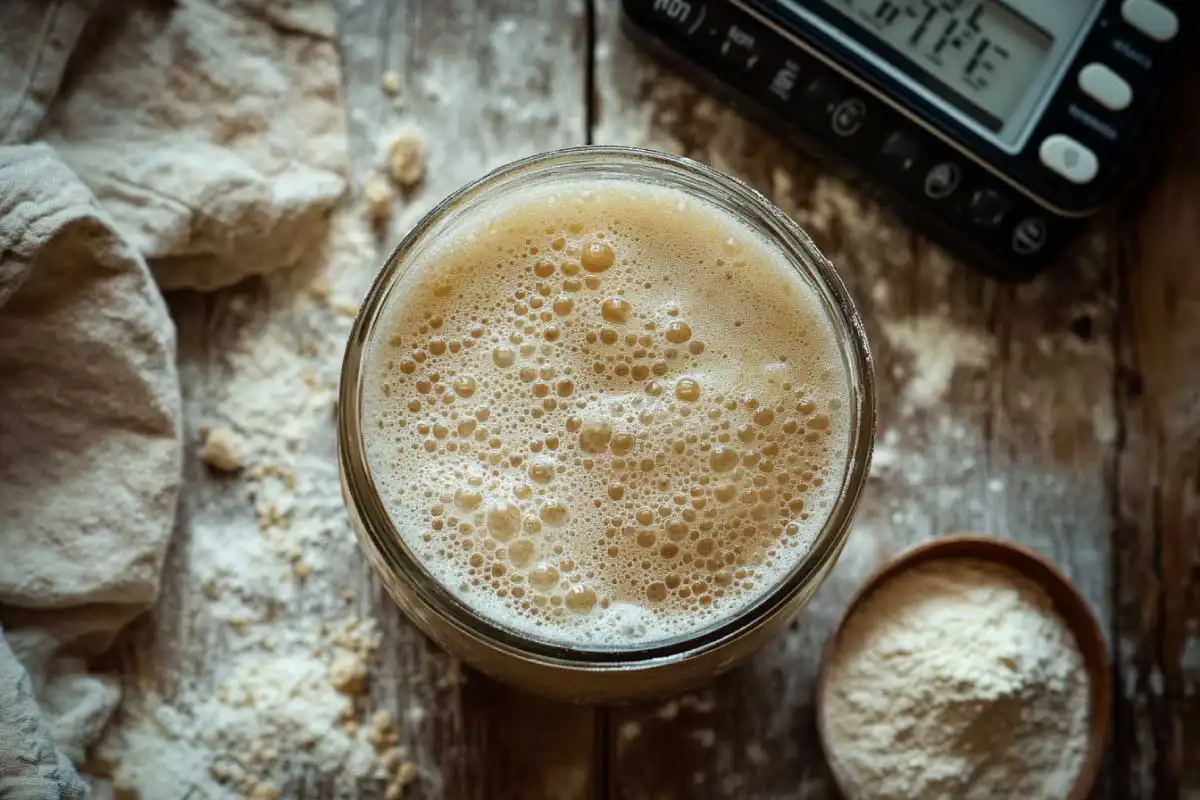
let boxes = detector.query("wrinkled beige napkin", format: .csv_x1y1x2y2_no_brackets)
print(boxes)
0,0,346,795
0,143,179,800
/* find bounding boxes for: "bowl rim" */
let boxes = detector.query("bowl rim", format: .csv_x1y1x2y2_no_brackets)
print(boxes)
814,533,1111,800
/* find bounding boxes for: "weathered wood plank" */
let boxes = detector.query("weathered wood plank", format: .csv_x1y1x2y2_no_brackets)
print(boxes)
103,3,593,800
103,3,1200,799
333,3,595,796
335,2,594,798
592,2,1117,798
1112,72,1200,799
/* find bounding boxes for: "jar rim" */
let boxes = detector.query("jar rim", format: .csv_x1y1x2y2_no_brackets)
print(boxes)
338,145,876,667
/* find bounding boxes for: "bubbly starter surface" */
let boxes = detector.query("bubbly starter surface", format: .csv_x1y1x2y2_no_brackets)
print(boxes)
362,180,850,647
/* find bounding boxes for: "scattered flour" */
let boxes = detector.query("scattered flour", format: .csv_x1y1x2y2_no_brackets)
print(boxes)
881,315,994,410
91,212,424,799
821,558,1091,800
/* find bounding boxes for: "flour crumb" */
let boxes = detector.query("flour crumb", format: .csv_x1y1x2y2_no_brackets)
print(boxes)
380,70,400,95
364,175,395,223
618,720,642,741
389,761,419,798
367,708,398,751
397,761,419,784
329,651,369,696
202,426,244,472
379,746,406,774
386,127,426,187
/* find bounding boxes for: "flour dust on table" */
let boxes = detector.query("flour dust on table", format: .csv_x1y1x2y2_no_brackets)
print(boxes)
93,213,430,800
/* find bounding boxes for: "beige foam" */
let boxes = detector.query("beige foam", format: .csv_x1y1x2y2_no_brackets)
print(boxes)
361,178,851,647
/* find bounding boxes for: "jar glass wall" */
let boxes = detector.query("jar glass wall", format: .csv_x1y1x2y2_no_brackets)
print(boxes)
338,146,875,702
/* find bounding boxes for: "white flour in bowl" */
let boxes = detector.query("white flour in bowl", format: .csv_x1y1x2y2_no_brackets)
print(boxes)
820,557,1091,800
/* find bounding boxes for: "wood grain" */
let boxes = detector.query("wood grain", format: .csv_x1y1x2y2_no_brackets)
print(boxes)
336,2,595,798
591,1,1117,797
1112,71,1200,799
110,2,594,800
107,2,1200,798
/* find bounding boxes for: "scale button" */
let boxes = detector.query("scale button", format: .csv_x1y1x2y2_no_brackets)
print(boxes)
1039,135,1099,184
1121,0,1179,42
1012,218,1049,256
924,162,962,199
1078,63,1133,111
831,98,867,136
968,188,1011,229
880,130,921,173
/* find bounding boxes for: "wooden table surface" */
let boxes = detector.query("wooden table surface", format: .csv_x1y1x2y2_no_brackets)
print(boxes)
124,1,1199,798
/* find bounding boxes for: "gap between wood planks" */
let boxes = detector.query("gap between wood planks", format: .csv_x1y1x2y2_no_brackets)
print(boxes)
585,0,598,146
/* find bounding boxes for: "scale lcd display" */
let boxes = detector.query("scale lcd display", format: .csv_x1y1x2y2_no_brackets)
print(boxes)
814,1,1055,132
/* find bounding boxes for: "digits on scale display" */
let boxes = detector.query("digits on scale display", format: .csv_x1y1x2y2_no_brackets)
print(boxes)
821,0,1052,129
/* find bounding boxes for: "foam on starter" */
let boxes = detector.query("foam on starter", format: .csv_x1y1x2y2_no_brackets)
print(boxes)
361,179,851,647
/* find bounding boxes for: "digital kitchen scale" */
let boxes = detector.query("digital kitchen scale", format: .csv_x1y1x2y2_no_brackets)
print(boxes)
622,0,1189,280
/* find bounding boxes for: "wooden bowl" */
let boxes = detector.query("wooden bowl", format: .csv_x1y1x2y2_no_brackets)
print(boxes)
815,534,1111,800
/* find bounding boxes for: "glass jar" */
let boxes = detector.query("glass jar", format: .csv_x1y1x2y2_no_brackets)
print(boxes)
338,146,875,702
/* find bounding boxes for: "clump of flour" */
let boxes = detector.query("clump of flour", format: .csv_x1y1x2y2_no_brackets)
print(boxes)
820,557,1091,800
